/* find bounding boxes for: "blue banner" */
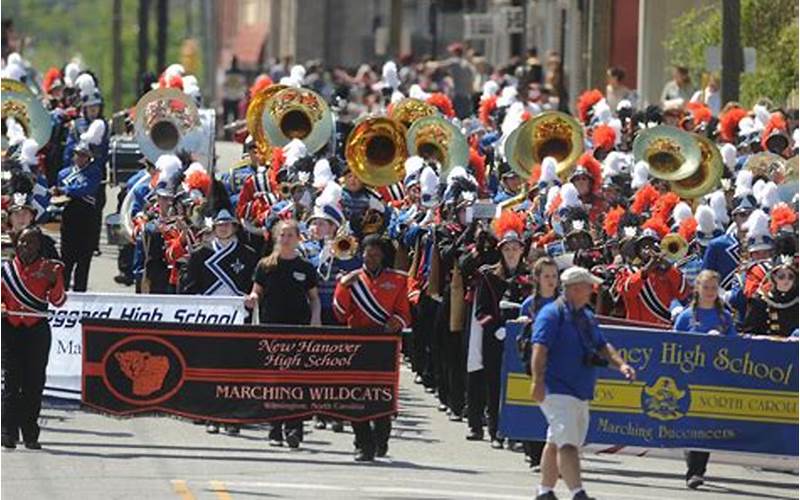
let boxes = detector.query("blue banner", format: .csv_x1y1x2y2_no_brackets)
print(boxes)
499,321,799,456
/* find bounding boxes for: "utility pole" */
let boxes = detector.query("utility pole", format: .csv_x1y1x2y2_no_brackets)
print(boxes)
721,0,741,104
112,0,123,110
156,0,169,73
389,0,403,59
138,0,150,92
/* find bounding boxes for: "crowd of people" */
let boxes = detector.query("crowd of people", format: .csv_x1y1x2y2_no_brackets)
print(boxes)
1,40,798,500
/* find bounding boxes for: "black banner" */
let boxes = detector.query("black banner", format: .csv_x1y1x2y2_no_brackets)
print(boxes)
81,319,400,423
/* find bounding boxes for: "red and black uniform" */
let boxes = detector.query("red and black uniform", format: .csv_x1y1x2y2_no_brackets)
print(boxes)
333,265,410,458
620,266,688,326
1,256,66,444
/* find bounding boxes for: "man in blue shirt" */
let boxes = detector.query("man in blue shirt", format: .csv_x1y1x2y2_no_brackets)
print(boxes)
530,266,635,500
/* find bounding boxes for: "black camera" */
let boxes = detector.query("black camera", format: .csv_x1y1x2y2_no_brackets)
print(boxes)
583,352,609,368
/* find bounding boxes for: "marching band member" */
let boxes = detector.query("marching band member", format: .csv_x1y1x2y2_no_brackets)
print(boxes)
333,234,411,461
1,226,67,450
742,256,799,337
245,219,321,449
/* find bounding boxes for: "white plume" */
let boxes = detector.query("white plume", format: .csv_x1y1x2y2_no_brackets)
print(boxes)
744,209,770,240
616,99,632,112
558,183,581,210
7,52,22,66
183,75,198,88
446,166,469,184
2,63,25,82
155,154,182,183
481,80,499,100
80,119,106,146
631,161,650,190
759,181,780,211
695,204,716,235
738,116,755,138
404,156,424,181
381,61,400,90
793,128,800,149
164,63,185,80
75,73,97,95
734,169,753,198
719,143,737,170
753,104,770,129
64,62,81,87
496,86,518,108
672,202,693,226
390,90,405,104
592,99,612,124
539,157,558,185
18,138,40,167
282,139,307,167
5,118,26,147
312,158,333,189
709,190,729,227
545,185,560,212
316,181,342,208
501,101,526,137
290,64,306,80
184,161,205,177
409,84,430,101
420,167,439,196
752,178,767,202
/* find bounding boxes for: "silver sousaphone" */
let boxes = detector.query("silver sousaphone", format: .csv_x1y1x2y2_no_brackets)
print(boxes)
134,87,202,163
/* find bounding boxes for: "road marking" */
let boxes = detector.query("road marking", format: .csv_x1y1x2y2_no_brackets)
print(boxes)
209,480,233,500
171,479,196,500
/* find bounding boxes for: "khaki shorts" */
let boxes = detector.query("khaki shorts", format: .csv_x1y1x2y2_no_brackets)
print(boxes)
539,393,590,448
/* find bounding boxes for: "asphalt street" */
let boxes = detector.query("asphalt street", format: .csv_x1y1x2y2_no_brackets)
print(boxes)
2,142,797,500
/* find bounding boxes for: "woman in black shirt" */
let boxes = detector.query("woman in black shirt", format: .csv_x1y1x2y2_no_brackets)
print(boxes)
245,219,321,448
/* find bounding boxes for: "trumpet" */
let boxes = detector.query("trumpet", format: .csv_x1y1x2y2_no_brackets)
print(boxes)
331,224,359,260
660,233,689,262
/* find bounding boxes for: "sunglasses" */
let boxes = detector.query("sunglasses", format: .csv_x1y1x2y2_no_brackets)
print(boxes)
774,272,794,281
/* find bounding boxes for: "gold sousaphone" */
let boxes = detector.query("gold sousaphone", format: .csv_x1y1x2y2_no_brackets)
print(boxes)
660,232,689,262
670,133,723,199
389,98,438,130
262,86,332,154
505,111,584,180
633,125,701,181
406,115,468,180
1,79,52,153
134,87,202,163
246,84,286,162
345,116,408,187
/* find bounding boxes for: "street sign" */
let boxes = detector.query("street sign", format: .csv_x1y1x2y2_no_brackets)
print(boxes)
705,46,756,73
464,7,524,39
464,13,494,39
498,6,525,34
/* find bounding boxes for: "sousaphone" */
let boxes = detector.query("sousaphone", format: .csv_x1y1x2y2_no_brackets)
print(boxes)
506,111,584,180
1,79,52,153
262,87,332,154
134,87,202,163
246,84,286,162
345,116,407,187
743,152,787,183
778,155,798,203
670,133,723,199
406,115,468,180
633,125,701,181
389,98,438,130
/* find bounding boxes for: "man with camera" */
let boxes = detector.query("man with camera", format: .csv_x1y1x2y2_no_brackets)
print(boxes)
530,266,636,500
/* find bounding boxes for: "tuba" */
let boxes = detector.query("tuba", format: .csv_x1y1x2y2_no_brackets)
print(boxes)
134,88,202,163
261,86,332,154
1,79,52,153
345,116,408,187
406,115,468,180
246,84,285,162
389,97,438,130
505,111,584,180
670,133,723,199
633,125,701,181
331,225,359,260
661,232,689,263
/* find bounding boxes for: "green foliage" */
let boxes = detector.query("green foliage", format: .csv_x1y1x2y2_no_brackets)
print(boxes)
10,0,197,110
664,0,799,107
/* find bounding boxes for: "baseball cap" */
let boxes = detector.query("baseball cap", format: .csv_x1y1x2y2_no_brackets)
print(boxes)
560,266,603,286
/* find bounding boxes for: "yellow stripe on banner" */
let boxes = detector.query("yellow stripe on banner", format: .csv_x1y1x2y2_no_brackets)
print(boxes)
506,373,537,406
687,385,799,424
171,480,196,500
209,480,234,500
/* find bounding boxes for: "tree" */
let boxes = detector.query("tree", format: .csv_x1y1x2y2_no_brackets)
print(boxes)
664,0,799,108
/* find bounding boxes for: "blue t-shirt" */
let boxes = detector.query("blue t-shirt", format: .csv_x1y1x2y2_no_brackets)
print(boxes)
531,300,608,400
674,307,737,337
519,295,556,320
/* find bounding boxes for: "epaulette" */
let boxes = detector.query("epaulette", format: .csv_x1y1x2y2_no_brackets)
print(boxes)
339,269,361,286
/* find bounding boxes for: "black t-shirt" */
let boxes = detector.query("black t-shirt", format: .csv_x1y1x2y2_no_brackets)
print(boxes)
254,256,318,325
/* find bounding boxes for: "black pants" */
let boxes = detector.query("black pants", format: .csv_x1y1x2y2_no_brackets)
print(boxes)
117,242,135,278
686,451,710,479
93,183,107,252
445,329,466,415
352,416,391,455
61,200,96,292
524,440,546,466
483,335,504,440
269,420,303,442
412,296,437,387
466,369,486,433
432,300,449,407
1,319,52,443
63,253,92,292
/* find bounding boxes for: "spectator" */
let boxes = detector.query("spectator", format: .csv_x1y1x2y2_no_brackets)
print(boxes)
605,66,632,112
661,66,694,107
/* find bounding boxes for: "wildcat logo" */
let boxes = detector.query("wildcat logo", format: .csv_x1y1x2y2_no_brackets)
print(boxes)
114,351,169,396
643,376,687,421
102,335,186,406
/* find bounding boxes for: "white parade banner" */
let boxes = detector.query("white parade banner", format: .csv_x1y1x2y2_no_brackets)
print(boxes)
44,292,247,400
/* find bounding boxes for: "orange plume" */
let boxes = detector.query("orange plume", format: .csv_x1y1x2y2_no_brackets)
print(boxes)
769,203,797,234
631,183,660,215
719,107,747,143
642,216,670,239
577,153,603,192
592,124,616,151
427,93,455,118
42,68,62,94
686,102,712,125
479,95,498,127
469,147,486,191
185,170,211,196
493,209,525,238
653,192,681,223
603,206,626,238
761,113,789,152
250,74,273,96
577,89,604,124
678,216,697,242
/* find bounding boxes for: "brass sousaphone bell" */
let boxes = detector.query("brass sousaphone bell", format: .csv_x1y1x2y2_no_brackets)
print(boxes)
134,87,202,163
406,115,469,180
345,116,408,187
246,84,286,162
505,111,584,180
389,97,438,130
660,232,689,262
633,125,701,182
1,79,52,153
262,87,333,154
670,133,723,199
